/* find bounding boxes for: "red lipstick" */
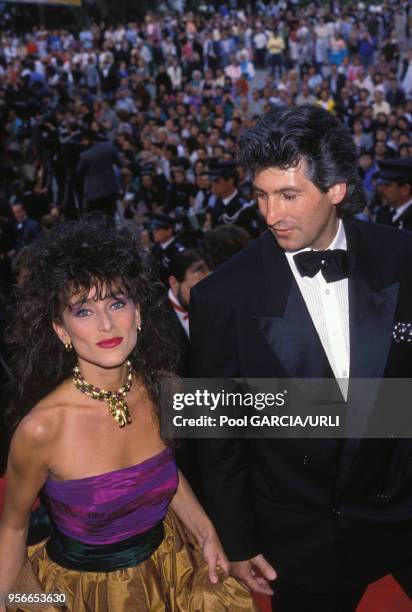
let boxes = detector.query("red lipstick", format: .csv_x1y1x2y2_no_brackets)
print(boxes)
96,337,123,349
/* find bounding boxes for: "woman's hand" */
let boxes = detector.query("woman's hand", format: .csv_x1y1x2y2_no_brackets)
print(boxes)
201,528,230,584
170,471,230,584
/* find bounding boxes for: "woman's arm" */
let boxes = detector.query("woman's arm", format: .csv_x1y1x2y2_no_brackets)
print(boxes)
0,414,51,604
170,470,229,583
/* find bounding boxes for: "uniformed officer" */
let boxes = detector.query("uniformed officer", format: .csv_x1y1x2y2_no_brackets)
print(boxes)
375,157,412,231
208,161,264,238
145,214,182,286
145,213,206,287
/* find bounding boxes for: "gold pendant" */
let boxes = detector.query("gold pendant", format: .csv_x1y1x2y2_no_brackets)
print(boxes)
107,398,132,428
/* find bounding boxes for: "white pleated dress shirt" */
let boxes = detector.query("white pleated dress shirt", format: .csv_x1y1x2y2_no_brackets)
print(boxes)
285,220,350,399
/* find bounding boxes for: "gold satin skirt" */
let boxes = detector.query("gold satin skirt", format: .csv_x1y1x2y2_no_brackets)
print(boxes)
10,511,258,612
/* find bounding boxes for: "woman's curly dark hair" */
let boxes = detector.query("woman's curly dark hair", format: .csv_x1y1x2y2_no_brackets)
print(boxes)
6,215,179,427
237,104,367,217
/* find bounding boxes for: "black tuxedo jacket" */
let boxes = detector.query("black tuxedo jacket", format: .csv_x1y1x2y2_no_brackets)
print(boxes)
164,298,191,377
190,219,412,593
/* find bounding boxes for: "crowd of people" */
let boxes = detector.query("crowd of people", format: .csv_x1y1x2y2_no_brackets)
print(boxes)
0,1,411,265
0,2,412,609
0,2,411,346
0,0,411,412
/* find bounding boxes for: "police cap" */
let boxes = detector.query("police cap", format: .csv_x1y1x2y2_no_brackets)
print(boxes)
143,214,175,231
208,160,239,182
377,157,412,185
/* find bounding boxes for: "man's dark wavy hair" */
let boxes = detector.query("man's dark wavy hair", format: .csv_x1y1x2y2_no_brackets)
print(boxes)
237,104,366,216
6,215,179,427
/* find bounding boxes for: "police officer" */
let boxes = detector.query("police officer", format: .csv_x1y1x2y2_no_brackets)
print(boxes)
375,157,412,231
145,214,182,286
208,161,264,239
146,213,206,287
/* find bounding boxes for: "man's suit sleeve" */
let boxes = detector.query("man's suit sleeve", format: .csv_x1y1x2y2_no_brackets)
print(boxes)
189,287,260,561
76,153,86,176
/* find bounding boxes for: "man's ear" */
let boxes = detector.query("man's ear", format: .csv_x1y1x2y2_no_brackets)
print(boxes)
400,183,412,199
328,182,347,206
52,321,70,347
168,275,178,295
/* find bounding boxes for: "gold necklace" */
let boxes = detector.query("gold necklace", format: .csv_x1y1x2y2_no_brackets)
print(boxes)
72,361,134,428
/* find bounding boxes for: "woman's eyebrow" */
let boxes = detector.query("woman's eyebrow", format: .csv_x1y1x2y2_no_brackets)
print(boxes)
68,292,127,308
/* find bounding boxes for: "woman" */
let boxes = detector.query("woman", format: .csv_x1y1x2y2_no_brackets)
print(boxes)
0,216,257,612
352,119,373,154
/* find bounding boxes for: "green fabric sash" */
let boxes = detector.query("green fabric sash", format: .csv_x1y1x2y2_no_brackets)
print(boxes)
45,521,164,572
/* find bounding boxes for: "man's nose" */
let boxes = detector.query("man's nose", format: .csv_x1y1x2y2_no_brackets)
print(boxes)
264,198,285,227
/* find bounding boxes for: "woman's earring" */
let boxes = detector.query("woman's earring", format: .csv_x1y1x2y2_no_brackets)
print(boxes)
64,341,73,352
137,324,142,332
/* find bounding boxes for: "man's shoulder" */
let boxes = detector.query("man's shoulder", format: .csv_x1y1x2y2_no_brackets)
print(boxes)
92,140,115,152
346,218,412,279
347,218,412,255
25,217,39,229
80,140,111,157
398,203,412,223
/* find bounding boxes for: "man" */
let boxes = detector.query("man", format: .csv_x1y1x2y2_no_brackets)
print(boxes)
164,166,195,214
98,57,119,98
192,172,215,213
190,105,412,611
253,27,268,69
145,213,180,286
166,247,210,495
167,248,210,374
167,57,183,90
295,84,317,106
204,224,250,269
9,202,40,256
76,131,121,216
375,158,412,231
353,67,374,96
358,150,379,201
372,89,391,119
329,64,346,97
385,77,405,109
266,29,285,78
208,161,263,239
134,172,161,213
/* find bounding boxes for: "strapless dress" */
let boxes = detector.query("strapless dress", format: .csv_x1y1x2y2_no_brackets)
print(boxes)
10,447,257,612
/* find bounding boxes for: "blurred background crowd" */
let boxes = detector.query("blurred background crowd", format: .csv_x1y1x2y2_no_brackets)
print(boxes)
0,0,412,467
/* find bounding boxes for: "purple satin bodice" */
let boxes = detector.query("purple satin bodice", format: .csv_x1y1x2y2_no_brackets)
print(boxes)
42,447,178,545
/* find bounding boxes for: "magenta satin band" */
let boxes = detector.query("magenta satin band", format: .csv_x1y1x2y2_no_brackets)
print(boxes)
42,447,178,545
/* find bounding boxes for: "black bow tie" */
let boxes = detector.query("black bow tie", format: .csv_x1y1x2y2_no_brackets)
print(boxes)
293,249,356,283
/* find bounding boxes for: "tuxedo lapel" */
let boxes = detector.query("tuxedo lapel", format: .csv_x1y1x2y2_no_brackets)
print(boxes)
256,232,334,378
348,272,399,381
335,221,399,497
257,283,335,378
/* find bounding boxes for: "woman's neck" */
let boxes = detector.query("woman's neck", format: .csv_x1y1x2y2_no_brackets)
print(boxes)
75,359,130,392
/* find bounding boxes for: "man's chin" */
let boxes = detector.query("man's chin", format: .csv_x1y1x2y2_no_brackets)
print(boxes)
270,228,302,251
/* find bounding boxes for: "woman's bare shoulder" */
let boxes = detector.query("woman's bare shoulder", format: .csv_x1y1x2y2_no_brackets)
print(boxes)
13,381,73,449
